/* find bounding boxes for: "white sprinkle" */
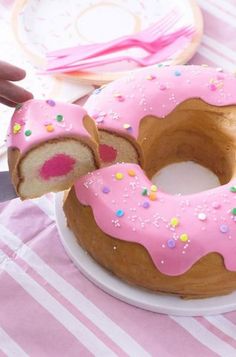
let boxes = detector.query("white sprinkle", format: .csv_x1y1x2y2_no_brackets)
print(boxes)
198,213,207,221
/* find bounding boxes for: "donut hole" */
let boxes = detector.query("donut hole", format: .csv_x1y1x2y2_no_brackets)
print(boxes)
138,99,236,189
152,161,220,195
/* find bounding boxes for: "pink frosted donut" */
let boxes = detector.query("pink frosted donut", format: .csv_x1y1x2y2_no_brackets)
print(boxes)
7,99,99,199
64,65,236,298
84,64,236,169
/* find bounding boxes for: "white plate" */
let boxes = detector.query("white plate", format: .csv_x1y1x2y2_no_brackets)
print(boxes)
12,0,203,84
55,192,236,316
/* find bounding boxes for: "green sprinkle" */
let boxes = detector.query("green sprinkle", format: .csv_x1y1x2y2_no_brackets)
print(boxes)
142,188,148,196
231,208,236,215
56,114,63,122
25,129,32,136
230,186,236,193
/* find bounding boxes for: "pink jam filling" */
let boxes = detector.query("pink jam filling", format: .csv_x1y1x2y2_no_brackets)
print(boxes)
40,154,76,180
99,144,117,163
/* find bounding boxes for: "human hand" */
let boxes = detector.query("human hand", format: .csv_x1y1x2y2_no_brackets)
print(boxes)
0,60,33,107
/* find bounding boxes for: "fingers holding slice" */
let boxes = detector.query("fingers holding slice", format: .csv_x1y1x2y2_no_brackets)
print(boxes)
0,79,33,105
0,97,17,107
0,61,26,81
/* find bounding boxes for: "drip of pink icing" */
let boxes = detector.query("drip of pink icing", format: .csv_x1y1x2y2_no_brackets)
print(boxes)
75,163,236,276
99,144,117,162
40,154,75,180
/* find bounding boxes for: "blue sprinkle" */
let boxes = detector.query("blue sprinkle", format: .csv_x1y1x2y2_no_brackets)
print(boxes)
174,70,181,77
167,239,176,249
102,186,110,194
220,224,229,233
116,209,124,217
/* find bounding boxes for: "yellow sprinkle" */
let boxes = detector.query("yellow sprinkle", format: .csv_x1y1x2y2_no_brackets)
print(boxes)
128,169,136,177
180,233,188,242
150,184,157,192
46,124,54,132
201,64,208,67
149,192,157,201
123,123,131,129
170,217,179,228
13,123,21,134
115,172,123,180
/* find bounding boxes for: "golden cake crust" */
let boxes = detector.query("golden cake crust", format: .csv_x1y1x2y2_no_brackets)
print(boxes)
64,188,236,299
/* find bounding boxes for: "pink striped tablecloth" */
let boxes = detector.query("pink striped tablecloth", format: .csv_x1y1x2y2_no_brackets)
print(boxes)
1,0,236,356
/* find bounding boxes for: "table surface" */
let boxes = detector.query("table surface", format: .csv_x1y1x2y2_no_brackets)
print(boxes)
1,1,236,356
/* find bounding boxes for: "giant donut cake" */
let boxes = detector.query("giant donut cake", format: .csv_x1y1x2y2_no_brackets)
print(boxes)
64,65,236,299
7,65,236,298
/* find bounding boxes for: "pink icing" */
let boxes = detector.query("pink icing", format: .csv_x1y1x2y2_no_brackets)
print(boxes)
84,65,236,139
40,154,76,180
99,144,117,162
7,99,91,154
79,65,236,275
75,163,236,276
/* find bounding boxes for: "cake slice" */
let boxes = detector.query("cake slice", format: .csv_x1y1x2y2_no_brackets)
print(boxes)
7,99,99,199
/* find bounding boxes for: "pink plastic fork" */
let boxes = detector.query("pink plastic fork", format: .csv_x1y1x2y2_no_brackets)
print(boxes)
43,32,194,74
46,26,193,72
46,9,181,69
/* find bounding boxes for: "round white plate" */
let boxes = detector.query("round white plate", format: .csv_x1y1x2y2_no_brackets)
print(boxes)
12,0,203,84
55,192,236,316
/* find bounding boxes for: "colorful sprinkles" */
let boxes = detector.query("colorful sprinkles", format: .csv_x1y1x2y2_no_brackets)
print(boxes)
149,192,157,201
46,99,56,107
76,158,236,274
170,217,179,228
71,65,236,276
150,185,157,192
220,224,229,233
167,239,176,249
45,124,54,132
24,129,32,137
102,186,110,194
142,188,148,196
115,172,123,180
128,169,136,177
123,123,132,130
180,234,188,243
13,123,21,134
56,114,64,122
116,209,124,217
142,201,150,209
198,213,207,221
174,70,181,76
231,208,236,215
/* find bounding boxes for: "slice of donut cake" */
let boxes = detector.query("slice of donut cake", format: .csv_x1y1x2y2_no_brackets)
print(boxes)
7,99,99,199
